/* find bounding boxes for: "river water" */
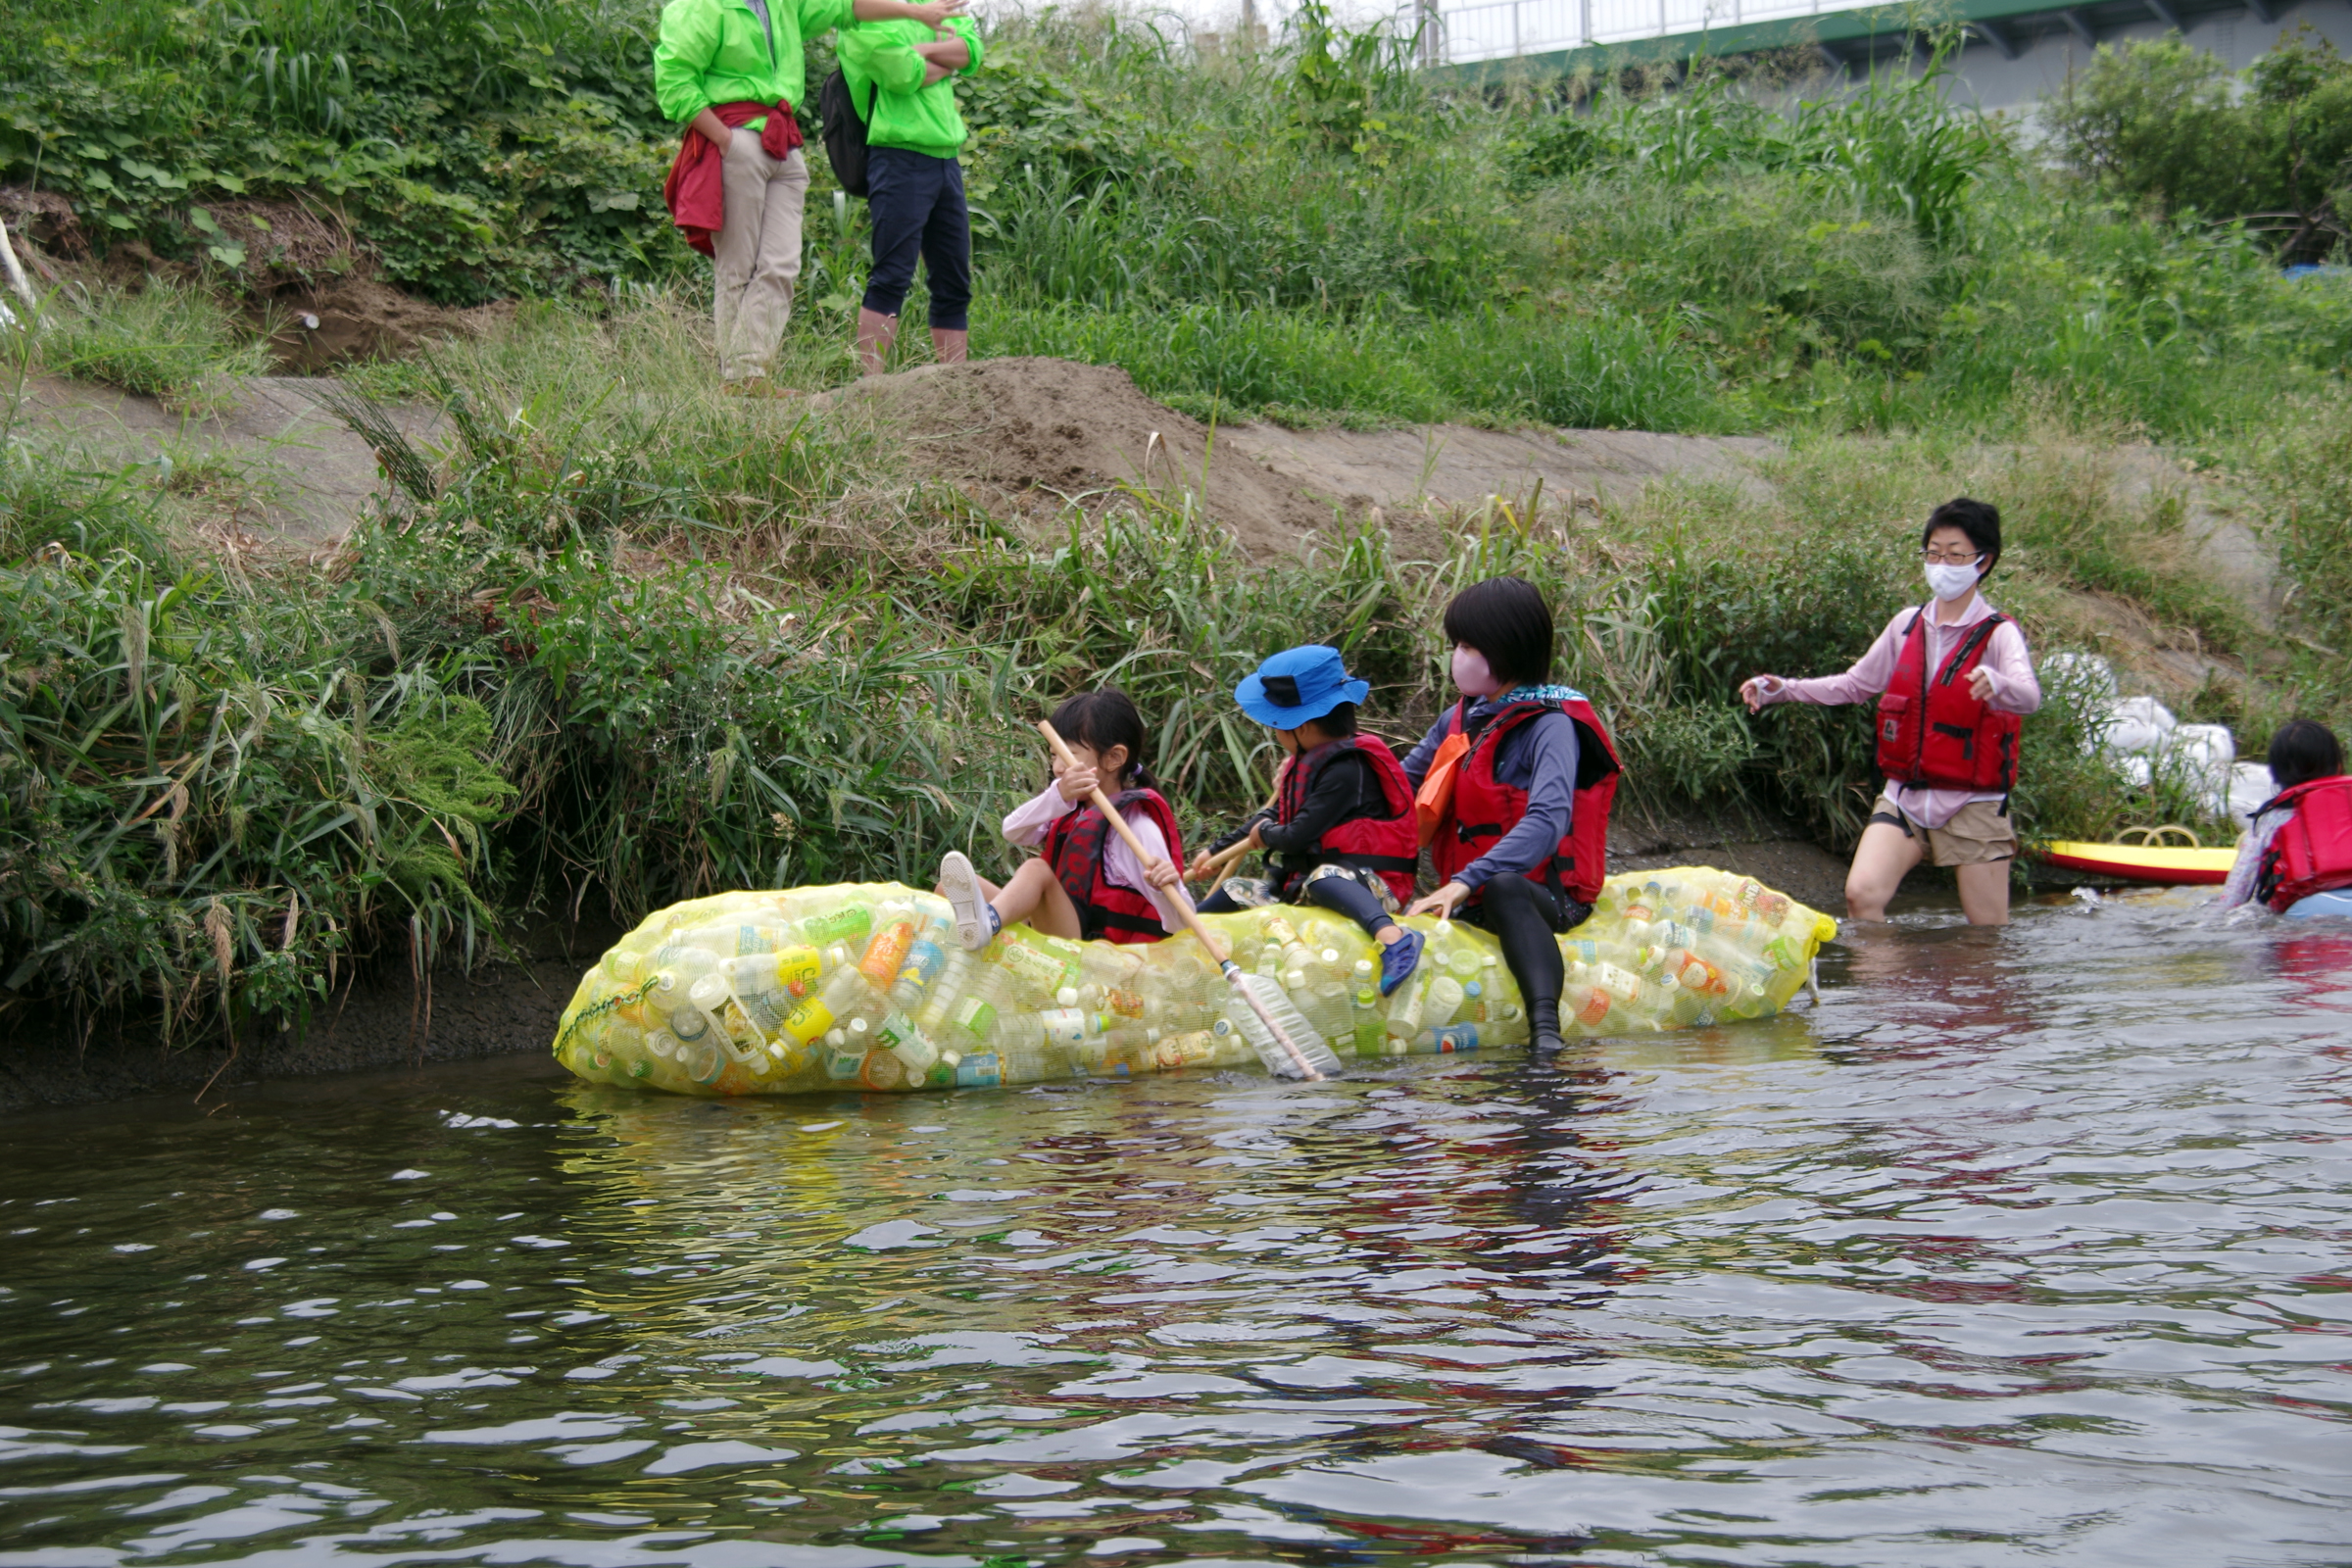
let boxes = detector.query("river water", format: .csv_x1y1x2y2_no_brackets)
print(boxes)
4,889,2350,1568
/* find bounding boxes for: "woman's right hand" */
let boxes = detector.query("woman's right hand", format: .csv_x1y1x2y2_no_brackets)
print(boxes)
1740,674,1786,713
1054,763,1100,804
907,0,965,26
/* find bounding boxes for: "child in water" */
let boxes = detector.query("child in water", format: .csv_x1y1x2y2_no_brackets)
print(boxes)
1189,646,1427,995
1740,497,2041,926
2220,720,2352,918
938,689,1187,950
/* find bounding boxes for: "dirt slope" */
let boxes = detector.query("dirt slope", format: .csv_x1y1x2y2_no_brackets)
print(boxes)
20,373,440,545
833,357,1782,557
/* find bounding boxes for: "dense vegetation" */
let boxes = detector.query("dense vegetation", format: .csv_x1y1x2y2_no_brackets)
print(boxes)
4,2,2350,1045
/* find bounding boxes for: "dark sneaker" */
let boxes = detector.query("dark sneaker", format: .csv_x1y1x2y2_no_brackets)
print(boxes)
1378,928,1425,996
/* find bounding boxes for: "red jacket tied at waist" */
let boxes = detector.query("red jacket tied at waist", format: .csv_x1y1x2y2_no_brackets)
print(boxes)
662,101,803,257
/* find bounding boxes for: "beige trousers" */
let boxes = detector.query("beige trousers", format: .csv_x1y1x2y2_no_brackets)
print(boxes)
713,127,808,382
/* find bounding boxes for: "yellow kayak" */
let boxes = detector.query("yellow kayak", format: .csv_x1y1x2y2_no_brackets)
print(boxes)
2036,840,2236,885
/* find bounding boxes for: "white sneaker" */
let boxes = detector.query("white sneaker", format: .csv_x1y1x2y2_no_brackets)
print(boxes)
938,851,993,951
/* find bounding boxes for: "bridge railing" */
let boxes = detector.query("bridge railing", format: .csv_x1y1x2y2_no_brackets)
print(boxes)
1420,0,1848,61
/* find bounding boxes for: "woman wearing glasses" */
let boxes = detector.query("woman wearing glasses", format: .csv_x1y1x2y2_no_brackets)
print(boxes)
1739,498,2041,926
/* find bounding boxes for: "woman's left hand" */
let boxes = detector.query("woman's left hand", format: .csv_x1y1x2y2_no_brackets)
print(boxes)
1405,881,1471,920
1967,666,1995,703
1142,856,1182,891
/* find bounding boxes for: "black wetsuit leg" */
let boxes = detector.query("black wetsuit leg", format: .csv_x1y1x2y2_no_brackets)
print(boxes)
1472,872,1589,1048
1197,888,1244,915
1301,874,1396,942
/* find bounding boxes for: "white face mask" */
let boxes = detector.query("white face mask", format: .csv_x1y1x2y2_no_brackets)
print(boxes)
1924,561,1982,602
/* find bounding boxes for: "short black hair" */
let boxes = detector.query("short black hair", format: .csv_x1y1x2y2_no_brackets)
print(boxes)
1443,576,1554,686
1924,497,2002,576
2269,718,2344,791
1048,687,1157,791
1308,702,1358,737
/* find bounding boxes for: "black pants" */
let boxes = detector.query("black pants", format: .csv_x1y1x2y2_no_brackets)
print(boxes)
862,147,972,330
1461,873,1592,1044
1198,874,1396,942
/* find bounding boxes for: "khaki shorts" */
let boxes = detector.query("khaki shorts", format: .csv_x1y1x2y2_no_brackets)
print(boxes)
1870,793,2018,867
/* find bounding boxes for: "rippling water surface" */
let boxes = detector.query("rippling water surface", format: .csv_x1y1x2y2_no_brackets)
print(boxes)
5,891,2351,1567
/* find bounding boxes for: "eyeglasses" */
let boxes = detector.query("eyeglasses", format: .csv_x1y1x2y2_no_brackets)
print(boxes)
1922,549,1981,564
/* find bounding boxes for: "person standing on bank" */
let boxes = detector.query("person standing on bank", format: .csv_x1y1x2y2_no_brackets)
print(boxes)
1400,577,1624,1056
839,4,982,372
1740,497,2042,926
655,0,964,392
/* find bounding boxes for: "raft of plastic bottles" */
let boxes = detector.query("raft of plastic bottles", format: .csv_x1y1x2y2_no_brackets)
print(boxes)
551,866,1838,1097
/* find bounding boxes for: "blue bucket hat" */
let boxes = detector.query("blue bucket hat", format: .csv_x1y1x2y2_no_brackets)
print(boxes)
1235,645,1370,729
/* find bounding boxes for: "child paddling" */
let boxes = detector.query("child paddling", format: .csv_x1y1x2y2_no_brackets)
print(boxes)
1741,498,2041,926
1189,646,1429,996
938,690,1186,950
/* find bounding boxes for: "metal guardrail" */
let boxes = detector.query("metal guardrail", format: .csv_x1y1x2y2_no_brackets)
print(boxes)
1420,0,1866,61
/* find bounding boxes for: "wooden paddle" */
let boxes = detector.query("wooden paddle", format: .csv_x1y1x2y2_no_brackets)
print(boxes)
1036,719,1324,1082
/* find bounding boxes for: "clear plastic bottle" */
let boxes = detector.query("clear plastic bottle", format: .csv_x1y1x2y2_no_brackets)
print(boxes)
824,1027,864,1080
1387,968,1433,1040
874,1006,942,1076
1226,975,1344,1078
1423,975,1466,1030
914,944,977,1036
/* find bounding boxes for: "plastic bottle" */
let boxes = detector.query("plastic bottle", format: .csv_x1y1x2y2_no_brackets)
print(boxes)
998,940,1075,1005
1226,975,1344,1079
859,911,917,988
800,906,874,947
1423,976,1466,1030
824,1028,864,1080
914,945,977,1036
891,922,951,1013
1430,1022,1480,1054
1387,968,1433,1040
1349,961,1386,1056
874,1006,942,1076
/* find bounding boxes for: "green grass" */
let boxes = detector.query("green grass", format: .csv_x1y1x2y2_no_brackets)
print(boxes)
35,282,271,414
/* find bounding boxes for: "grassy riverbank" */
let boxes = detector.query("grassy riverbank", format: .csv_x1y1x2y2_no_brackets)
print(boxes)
5,3,2351,1045
4,295,2331,1046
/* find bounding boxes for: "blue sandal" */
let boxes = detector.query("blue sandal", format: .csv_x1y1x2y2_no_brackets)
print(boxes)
1378,928,1425,996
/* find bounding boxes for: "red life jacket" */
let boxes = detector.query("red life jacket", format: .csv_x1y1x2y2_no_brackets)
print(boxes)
1272,735,1422,904
1874,606,2022,793
1431,695,1622,906
2257,775,2352,913
1041,788,1185,945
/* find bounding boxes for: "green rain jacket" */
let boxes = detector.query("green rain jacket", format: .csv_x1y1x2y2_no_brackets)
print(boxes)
654,0,857,132
836,16,983,160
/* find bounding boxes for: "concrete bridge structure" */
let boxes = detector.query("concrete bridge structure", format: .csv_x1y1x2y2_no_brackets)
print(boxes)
1425,0,2352,111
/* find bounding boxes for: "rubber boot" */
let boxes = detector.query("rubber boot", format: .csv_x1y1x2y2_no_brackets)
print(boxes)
1529,995,1564,1055
857,308,898,375
931,326,968,366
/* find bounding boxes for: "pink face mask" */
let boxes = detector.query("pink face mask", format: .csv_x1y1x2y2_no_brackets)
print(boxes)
1450,645,1500,697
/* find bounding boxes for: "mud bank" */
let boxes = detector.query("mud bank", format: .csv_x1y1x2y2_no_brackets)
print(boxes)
0,943,604,1117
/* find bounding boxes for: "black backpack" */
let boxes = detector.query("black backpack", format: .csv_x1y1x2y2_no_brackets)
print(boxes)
818,67,880,198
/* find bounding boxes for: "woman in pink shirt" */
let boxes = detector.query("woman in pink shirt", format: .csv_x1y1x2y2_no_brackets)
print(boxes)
1740,498,2041,926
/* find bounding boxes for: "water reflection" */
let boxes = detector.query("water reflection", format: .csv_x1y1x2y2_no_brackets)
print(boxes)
1,892,2349,1566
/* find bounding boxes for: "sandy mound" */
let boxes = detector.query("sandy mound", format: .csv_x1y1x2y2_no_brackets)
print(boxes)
834,356,1335,557
835,357,1785,559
